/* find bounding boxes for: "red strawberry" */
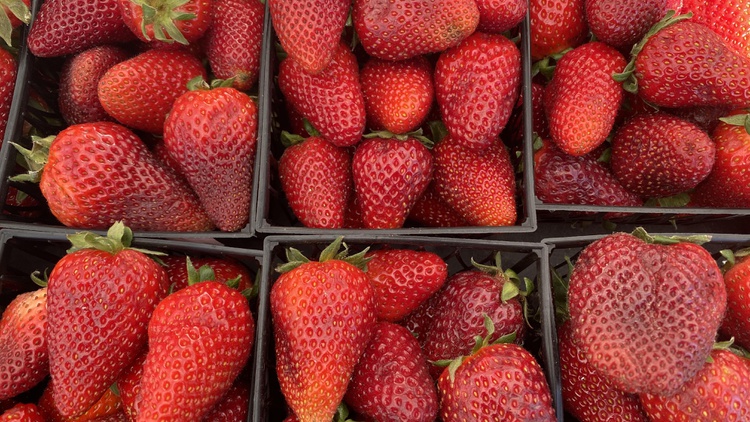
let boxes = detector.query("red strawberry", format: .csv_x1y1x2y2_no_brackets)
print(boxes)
611,113,715,198
503,81,549,149
0,403,44,421
568,231,727,396
200,382,250,422
360,57,434,135
98,49,207,134
352,135,433,229
433,136,517,226
365,249,448,322
545,41,626,156
46,223,169,418
681,0,750,60
352,0,479,61
344,322,439,422
529,0,588,60
163,82,258,232
206,0,264,90
407,183,470,228
39,381,123,421
58,45,129,125
118,0,212,45
475,0,527,33
278,135,352,228
343,193,365,229
271,238,376,422
116,350,145,421
161,255,253,293
278,42,366,148
435,31,521,152
586,0,668,51
0,288,48,401
0,48,16,142
720,252,750,350
27,0,135,57
269,0,349,75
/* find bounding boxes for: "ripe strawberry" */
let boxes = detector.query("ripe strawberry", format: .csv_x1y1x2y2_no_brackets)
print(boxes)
58,45,129,125
352,0,479,61
407,183,470,228
271,238,376,422
640,349,750,421
433,136,516,226
278,135,352,228
278,42,366,148
352,135,433,229
681,0,750,60
206,0,264,91
202,382,250,422
136,280,254,421
0,403,44,421
365,249,448,322
475,0,527,33
270,0,349,75
611,113,715,198
27,0,135,57
118,0,212,45
343,193,365,229
720,252,750,350
503,81,549,149
344,322,439,422
161,255,253,293
435,31,521,152
98,49,207,134
39,381,123,421
568,231,727,396
529,0,588,60
0,288,48,401
586,0,668,51
0,48,16,142
116,350,145,421
360,57,434,135
544,42,626,156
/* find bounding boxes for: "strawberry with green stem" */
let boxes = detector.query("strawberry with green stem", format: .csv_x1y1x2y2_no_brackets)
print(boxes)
0,0,29,47
118,0,211,45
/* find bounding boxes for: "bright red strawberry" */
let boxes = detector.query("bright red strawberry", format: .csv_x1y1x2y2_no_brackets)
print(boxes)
611,113,715,198
206,0,264,91
352,135,433,229
39,381,123,421
278,135,352,228
681,0,750,60
568,231,727,396
720,252,750,350
407,183,470,228
27,0,135,57
98,49,207,134
116,350,145,421
435,31,521,152
58,45,129,125
271,238,376,422
352,0,479,61
586,0,668,51
0,288,47,401
0,403,44,421
344,322,439,422
136,280,253,421
161,255,253,293
118,0,212,45
432,136,516,226
360,57,434,135
529,0,588,60
545,42,626,156
0,48,16,142
278,41,366,147
365,249,448,322
640,349,750,421
475,0,527,33
270,0,349,75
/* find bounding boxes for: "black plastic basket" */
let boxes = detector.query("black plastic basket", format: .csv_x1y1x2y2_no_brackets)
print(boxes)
251,235,561,421
535,202,750,226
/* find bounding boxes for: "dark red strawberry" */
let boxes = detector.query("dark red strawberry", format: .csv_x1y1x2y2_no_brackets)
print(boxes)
0,403,44,421
475,0,527,33
202,381,250,422
116,350,145,421
681,0,750,60
118,0,212,45
343,193,365,229
0,48,16,142
407,183,470,228
586,0,668,51
161,255,253,293
529,0,588,60
503,81,549,149
720,251,750,350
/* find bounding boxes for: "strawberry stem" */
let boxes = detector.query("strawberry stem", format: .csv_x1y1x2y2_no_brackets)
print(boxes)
9,135,54,183
718,113,750,135
130,0,196,45
631,226,712,245
66,222,168,256
30,270,48,287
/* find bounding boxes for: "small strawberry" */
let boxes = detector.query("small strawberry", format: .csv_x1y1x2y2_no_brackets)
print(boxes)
475,0,527,33
681,0,750,60
586,0,668,51
529,0,588,60
161,255,253,293
0,403,44,421
352,0,479,61
719,250,750,350
271,238,376,422
407,183,470,228
0,48,16,142
118,0,212,45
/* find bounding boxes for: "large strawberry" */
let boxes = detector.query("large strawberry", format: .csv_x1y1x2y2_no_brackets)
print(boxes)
681,0,750,60
46,223,169,418
529,0,587,60
567,230,727,396
118,0,212,45
352,0,479,61
435,31,521,152
586,0,668,51
0,48,15,142
0,403,45,421
720,251,750,350
271,238,376,422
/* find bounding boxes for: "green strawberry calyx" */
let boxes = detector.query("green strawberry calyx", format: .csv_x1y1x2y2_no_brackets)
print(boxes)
275,236,370,274
708,338,750,362
66,221,168,257
719,112,750,135
9,135,54,183
362,128,434,149
719,247,750,272
30,269,49,287
129,0,196,45
186,75,236,91
472,253,535,326
0,0,31,47
631,226,711,245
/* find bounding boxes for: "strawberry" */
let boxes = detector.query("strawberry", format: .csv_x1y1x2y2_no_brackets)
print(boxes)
0,288,48,401
161,255,253,293
118,0,212,45
163,81,258,232
360,57,434,135
271,238,376,422
278,41,366,148
0,48,16,142
269,0,349,75
407,183,470,228
567,231,727,396
475,0,527,33
352,0,479,61
365,249,448,322
352,134,433,229
435,31,521,152
585,0,668,51
206,0,264,91
278,134,352,229
544,41,626,156
27,0,135,57
640,349,750,421
38,381,123,421
432,136,516,226
610,113,715,198
98,49,207,134
720,251,750,350
681,0,750,60
202,382,250,422
58,45,129,125
529,0,588,60
0,403,44,421
503,81,549,149
344,322,439,422
343,193,365,229
116,350,146,420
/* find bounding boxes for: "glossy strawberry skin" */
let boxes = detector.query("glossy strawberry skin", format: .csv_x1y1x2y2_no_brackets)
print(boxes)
0,49,15,143
352,137,433,229
681,0,750,60
529,0,588,60
475,0,527,33
41,122,214,232
0,403,45,421
435,32,521,152
118,0,212,44
407,183,470,228
98,49,207,134
721,255,750,350
586,0,668,51
278,42,366,148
